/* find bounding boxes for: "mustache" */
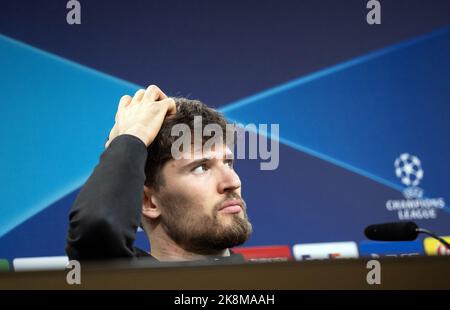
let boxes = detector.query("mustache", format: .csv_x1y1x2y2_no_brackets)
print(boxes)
214,193,247,212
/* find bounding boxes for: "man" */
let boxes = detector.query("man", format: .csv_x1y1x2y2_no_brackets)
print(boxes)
66,85,252,262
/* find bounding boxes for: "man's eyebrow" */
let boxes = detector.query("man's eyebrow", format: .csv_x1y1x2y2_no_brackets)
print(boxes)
182,157,212,170
182,155,234,170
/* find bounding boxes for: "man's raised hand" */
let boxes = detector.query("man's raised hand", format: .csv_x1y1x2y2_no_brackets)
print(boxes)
105,85,176,148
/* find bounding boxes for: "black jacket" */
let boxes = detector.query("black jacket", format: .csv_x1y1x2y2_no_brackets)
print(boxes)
65,135,244,263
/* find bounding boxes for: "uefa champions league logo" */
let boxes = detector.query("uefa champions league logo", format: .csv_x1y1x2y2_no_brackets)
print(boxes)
385,153,446,220
394,153,424,199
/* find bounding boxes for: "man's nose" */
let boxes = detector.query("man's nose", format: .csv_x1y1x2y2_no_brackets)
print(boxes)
217,165,241,194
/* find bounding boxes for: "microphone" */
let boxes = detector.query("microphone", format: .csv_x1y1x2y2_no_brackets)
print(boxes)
364,221,450,250
364,221,418,241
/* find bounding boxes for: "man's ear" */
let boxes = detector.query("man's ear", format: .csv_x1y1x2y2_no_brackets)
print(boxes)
142,185,161,220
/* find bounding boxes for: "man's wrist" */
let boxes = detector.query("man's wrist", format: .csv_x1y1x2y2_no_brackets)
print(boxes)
123,126,151,147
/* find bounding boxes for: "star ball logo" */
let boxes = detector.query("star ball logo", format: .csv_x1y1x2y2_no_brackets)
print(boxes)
386,153,446,220
394,153,424,198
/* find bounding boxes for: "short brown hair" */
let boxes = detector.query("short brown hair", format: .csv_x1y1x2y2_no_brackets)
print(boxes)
144,98,229,190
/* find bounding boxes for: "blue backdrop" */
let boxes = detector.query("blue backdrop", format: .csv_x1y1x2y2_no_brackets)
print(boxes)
0,0,449,261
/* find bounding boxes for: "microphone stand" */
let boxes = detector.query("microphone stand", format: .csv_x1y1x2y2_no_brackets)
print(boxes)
416,228,450,250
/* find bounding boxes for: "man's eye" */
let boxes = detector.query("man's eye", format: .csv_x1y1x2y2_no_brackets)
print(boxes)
192,164,208,174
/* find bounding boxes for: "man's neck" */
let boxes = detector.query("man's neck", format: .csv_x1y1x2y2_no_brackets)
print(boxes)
148,229,230,262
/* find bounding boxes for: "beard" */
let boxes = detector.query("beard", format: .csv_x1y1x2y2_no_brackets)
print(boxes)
158,191,253,255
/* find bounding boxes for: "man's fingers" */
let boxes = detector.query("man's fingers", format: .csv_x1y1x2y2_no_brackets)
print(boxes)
118,95,132,109
131,89,145,105
161,98,177,116
143,84,168,102
117,95,132,121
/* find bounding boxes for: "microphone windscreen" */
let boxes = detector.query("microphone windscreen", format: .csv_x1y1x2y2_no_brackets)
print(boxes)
364,221,418,241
